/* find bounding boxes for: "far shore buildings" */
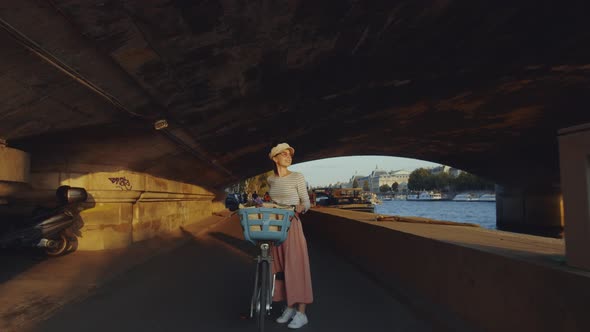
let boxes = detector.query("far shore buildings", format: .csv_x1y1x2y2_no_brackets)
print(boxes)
339,165,462,193
342,168,411,192
430,165,463,178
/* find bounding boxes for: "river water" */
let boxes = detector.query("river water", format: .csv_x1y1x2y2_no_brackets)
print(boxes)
374,200,497,229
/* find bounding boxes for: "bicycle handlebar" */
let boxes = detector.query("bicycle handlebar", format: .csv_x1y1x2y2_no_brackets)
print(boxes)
269,201,296,210
239,202,295,211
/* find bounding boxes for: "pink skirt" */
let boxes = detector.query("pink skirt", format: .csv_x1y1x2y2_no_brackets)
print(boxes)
271,215,313,306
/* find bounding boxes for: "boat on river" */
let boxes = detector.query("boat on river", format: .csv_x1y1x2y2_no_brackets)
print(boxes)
453,193,478,201
418,192,443,200
451,193,496,202
312,187,376,212
478,194,496,202
328,203,375,213
407,191,443,201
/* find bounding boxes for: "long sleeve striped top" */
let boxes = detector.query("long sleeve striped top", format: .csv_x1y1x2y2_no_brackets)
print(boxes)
268,172,311,212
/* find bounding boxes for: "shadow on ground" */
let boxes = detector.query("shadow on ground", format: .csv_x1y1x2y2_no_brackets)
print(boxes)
0,248,49,284
207,231,259,257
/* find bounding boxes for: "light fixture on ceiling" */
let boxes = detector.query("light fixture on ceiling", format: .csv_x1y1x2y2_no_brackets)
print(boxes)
154,119,169,130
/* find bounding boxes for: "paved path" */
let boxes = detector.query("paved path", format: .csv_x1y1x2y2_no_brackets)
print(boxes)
30,216,434,332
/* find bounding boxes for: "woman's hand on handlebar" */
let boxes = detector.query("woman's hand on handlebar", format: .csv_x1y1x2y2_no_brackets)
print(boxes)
295,204,305,214
266,201,302,212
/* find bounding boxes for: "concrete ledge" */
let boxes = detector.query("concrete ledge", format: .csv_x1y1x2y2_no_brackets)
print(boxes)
303,208,589,332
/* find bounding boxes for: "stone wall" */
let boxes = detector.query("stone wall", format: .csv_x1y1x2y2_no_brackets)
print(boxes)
30,170,224,250
559,123,590,270
303,210,589,332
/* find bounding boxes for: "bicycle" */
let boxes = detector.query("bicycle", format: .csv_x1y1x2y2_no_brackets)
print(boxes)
237,203,295,332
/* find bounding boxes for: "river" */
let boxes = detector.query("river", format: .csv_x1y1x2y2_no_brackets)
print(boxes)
374,200,497,229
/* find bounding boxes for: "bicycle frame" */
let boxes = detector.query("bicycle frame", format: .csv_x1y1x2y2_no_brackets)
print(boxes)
250,241,274,322
236,204,294,331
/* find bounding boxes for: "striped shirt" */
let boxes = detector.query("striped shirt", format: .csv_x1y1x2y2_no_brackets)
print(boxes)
268,172,311,212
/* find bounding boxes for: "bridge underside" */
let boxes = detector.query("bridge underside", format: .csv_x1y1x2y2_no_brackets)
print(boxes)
0,1,589,187
0,2,589,265
2,5,590,331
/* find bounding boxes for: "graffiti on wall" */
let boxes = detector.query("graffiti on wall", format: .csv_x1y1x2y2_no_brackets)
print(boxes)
109,177,133,191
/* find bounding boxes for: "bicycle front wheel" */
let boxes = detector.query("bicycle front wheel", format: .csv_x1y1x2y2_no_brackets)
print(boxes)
257,260,269,332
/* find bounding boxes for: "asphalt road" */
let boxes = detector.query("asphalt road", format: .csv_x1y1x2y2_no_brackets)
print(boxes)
33,219,434,332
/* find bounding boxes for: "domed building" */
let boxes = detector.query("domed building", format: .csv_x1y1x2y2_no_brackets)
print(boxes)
367,166,411,192
344,166,412,192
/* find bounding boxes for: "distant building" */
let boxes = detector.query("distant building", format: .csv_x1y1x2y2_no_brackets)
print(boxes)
429,165,462,177
449,168,462,177
429,165,452,175
349,166,412,193
343,174,366,188
369,168,389,192
356,175,371,190
388,169,411,190
343,165,463,193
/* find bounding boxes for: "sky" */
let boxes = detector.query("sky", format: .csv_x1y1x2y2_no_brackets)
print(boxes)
289,156,441,187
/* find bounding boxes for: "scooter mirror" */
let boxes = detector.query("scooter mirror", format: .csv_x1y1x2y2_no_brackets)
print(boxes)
56,186,88,205
225,193,240,211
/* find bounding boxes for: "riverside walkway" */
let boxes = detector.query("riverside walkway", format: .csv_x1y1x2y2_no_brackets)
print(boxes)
1,207,587,332
1,211,445,332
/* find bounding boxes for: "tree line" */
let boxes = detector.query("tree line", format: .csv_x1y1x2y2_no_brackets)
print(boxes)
406,168,494,192
229,167,494,196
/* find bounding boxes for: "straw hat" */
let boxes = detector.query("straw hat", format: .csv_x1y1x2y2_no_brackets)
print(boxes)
269,143,295,160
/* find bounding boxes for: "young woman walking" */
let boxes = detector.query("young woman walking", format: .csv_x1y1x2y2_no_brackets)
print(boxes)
267,142,313,329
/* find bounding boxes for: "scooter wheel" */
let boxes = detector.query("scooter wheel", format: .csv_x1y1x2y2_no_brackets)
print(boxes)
45,233,69,256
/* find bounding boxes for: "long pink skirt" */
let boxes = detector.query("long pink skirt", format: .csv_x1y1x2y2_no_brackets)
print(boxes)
271,215,313,306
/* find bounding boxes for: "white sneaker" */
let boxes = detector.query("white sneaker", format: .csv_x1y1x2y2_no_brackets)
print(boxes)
276,307,296,324
287,312,308,329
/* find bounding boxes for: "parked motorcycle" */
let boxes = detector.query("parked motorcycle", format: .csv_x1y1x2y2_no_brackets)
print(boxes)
0,185,87,256
225,193,240,211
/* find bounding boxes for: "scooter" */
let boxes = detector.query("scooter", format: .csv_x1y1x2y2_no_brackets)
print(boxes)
0,185,87,256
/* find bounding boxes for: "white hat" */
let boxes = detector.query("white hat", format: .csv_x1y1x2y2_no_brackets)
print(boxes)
269,143,295,160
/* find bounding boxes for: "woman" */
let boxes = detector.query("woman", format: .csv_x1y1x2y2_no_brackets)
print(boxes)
267,142,312,329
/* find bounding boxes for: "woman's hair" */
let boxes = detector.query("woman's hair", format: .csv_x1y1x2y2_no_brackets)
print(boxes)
270,141,279,175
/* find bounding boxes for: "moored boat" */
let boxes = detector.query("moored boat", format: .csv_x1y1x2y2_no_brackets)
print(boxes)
452,193,478,201
418,191,443,200
478,194,496,202
330,203,375,213
407,192,443,201
312,187,376,212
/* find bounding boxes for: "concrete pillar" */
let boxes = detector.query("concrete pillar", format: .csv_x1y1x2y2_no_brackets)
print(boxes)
558,123,590,270
496,184,563,238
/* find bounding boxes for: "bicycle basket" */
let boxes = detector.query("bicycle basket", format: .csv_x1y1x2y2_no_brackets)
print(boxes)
238,207,295,245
